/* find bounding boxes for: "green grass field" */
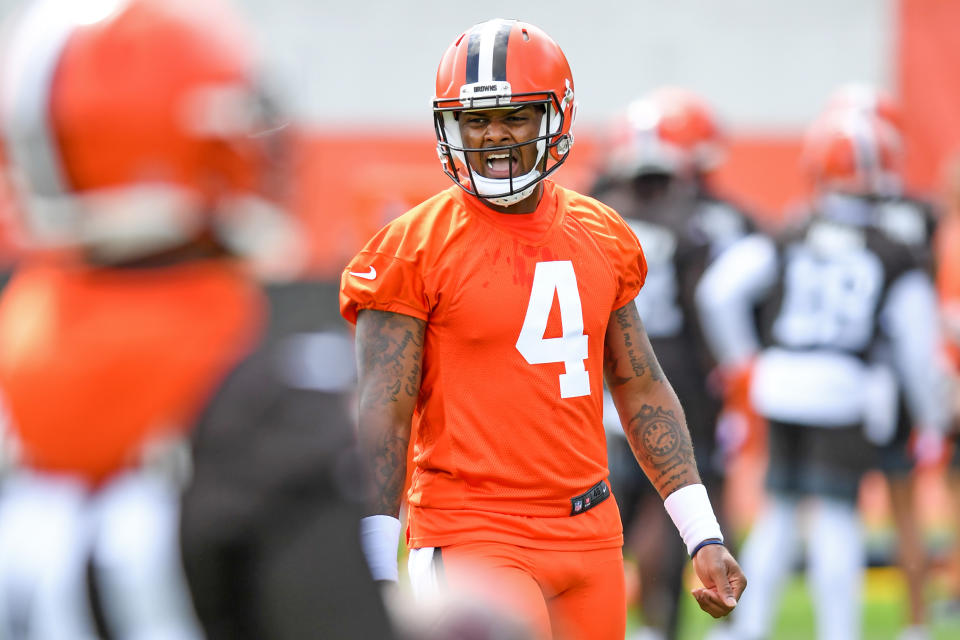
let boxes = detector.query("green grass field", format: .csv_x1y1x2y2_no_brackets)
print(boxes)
642,567,960,640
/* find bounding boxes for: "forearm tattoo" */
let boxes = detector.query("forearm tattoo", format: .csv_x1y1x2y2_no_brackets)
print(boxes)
626,404,697,496
368,431,409,515
604,304,664,386
357,310,425,514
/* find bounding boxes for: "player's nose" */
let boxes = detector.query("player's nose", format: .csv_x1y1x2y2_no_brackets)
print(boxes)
483,118,512,144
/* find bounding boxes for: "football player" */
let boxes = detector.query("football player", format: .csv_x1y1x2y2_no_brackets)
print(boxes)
591,87,756,640
930,152,960,629
0,1,392,638
340,18,745,640
699,102,948,640
823,85,946,640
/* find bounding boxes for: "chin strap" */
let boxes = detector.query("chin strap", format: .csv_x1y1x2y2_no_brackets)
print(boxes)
471,169,541,206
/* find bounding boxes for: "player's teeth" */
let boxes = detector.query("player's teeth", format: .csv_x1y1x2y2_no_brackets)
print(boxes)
486,153,513,170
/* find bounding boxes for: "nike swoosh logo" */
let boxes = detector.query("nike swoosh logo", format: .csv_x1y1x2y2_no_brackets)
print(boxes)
349,266,377,280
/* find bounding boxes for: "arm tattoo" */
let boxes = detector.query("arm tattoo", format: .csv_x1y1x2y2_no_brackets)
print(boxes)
605,304,664,386
357,310,425,514
626,404,697,496
358,311,424,405
369,431,410,515
602,341,630,387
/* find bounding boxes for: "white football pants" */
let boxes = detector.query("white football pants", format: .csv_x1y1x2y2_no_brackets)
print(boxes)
0,469,204,640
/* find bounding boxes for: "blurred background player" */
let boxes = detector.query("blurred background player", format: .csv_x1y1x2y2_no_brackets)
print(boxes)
179,281,397,640
341,18,745,640
931,151,960,624
819,83,946,640
0,0,393,638
590,87,755,640
698,97,948,640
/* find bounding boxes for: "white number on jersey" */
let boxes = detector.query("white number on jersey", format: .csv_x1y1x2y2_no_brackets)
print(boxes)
772,244,884,351
515,260,590,398
628,220,683,338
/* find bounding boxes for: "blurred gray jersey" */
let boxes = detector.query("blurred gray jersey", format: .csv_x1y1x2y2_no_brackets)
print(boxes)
697,207,947,436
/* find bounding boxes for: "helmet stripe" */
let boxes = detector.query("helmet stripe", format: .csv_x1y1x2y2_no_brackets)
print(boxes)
464,29,481,84
465,19,513,85
1,0,77,197
489,21,511,81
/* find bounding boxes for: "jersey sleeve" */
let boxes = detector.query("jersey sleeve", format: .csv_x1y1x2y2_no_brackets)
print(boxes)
339,246,430,325
607,211,647,309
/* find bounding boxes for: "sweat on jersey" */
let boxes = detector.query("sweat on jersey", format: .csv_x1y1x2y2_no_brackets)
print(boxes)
340,180,647,550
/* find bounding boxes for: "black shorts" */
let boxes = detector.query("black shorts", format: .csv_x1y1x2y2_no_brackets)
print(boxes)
766,419,878,504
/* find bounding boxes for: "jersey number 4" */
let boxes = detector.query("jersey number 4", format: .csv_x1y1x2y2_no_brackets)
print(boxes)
515,261,590,398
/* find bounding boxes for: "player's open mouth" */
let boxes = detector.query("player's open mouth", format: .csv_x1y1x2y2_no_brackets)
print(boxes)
484,152,519,178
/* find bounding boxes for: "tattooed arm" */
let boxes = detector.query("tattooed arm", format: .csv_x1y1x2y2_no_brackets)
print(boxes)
603,301,746,617
602,301,699,499
355,309,426,517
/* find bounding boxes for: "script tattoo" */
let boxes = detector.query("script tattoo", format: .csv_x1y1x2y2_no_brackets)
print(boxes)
605,304,663,385
357,310,425,514
359,310,424,404
626,404,696,496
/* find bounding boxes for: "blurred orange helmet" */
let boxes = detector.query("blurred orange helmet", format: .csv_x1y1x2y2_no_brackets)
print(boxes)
646,86,725,171
0,0,286,262
433,18,577,206
801,110,902,197
823,82,902,134
606,86,724,180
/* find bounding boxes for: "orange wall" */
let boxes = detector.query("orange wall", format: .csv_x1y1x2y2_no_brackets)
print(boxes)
2,0,955,279
294,130,809,279
898,0,960,197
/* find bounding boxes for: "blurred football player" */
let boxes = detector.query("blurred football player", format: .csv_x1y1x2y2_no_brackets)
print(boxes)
339,18,745,640
930,152,960,628
590,87,755,640
823,84,946,640
699,100,948,640
809,85,946,640
179,282,397,640
0,1,393,638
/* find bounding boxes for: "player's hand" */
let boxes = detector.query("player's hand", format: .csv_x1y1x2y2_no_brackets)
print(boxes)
690,543,746,618
715,409,750,459
909,428,951,470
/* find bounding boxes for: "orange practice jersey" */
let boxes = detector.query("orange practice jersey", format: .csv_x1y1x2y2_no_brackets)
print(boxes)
0,259,264,485
340,181,647,550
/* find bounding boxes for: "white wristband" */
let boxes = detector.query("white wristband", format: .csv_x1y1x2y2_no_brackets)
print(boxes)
663,483,723,556
360,515,401,582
